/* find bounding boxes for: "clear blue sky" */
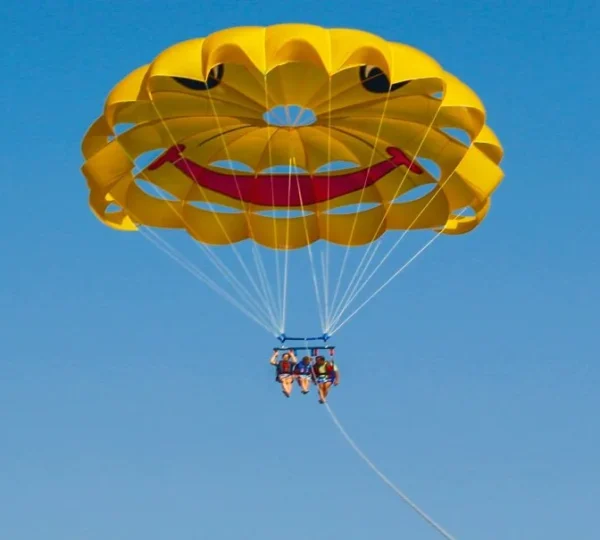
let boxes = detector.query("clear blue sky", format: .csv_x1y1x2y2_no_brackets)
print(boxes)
2,1,599,539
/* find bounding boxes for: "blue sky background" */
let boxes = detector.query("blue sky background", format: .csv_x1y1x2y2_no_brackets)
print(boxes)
2,1,599,539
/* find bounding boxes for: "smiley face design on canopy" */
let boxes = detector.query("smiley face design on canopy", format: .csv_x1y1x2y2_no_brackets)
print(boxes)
81,24,504,249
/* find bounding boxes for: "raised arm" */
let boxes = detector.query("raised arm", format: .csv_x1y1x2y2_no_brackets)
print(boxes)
269,350,279,365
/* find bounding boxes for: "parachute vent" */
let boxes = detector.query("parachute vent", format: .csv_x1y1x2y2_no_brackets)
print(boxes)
263,105,317,127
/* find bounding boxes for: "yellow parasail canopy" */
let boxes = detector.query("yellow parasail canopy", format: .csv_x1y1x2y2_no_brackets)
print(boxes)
81,23,504,250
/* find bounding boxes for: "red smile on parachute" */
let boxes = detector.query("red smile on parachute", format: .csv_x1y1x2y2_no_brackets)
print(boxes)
148,145,423,207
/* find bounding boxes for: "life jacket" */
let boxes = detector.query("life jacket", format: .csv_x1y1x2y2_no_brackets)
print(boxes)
314,361,334,377
277,359,293,375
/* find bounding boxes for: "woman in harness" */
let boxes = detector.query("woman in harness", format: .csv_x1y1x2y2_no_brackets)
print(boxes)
312,355,339,404
294,356,313,395
269,349,297,397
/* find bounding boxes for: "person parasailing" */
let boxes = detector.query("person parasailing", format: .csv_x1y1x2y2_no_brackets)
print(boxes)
312,354,340,404
294,355,313,395
269,349,297,397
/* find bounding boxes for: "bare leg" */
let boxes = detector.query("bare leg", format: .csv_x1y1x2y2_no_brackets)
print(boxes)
318,383,326,403
282,377,293,396
299,377,310,394
321,382,332,402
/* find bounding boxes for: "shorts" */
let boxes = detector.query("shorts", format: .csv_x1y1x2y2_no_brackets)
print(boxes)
316,375,333,384
295,373,311,379
276,373,293,382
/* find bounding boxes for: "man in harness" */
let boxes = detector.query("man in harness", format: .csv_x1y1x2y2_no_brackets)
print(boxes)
311,355,339,404
269,349,297,397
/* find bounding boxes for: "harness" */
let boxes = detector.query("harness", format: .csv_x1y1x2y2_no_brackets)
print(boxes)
272,333,338,383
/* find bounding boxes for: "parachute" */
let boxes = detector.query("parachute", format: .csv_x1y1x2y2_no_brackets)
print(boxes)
81,24,504,338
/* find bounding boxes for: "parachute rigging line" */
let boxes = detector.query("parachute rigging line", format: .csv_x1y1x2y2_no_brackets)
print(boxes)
102,116,281,335
139,222,278,334
146,97,282,332
328,209,464,335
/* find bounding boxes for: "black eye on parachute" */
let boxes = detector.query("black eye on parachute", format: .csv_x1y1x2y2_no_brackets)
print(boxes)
359,65,410,94
172,64,224,91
